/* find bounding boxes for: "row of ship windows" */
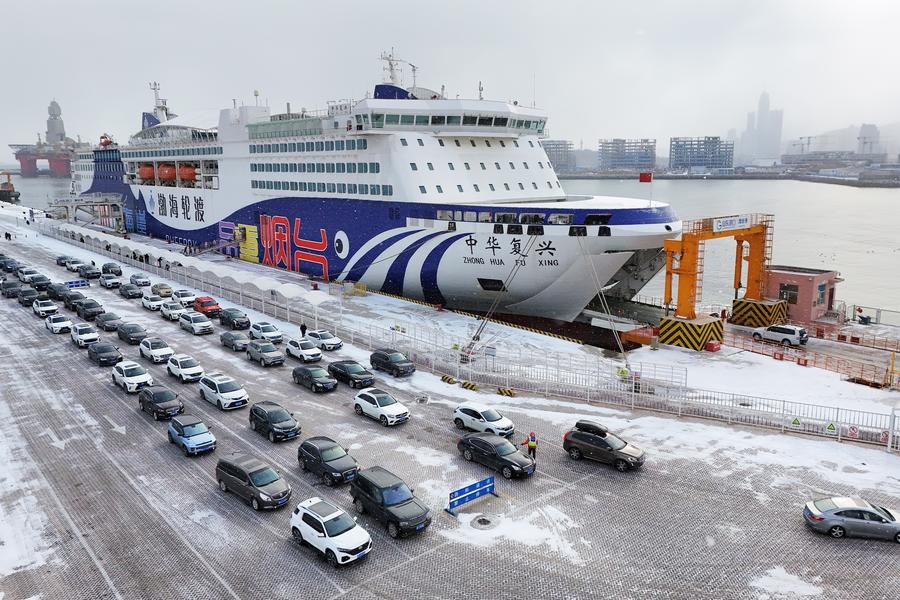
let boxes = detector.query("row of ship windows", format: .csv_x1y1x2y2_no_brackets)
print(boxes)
250,139,368,154
419,181,561,194
401,137,535,149
411,160,543,172
371,114,546,131
75,163,123,172
121,147,224,159
250,162,380,174
251,180,394,196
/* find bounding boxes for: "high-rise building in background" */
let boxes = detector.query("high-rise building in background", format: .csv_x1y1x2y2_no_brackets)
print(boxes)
540,139,575,172
597,138,656,171
857,123,880,155
739,92,783,163
669,137,734,172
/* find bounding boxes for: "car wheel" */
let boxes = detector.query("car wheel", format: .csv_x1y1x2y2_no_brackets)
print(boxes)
167,366,173,376
259,358,265,367
782,339,791,346
180,375,187,384
354,404,363,416
894,531,900,544
326,550,338,568
454,418,466,430
111,374,116,385
183,444,190,457
251,498,260,511
167,432,174,443
217,400,223,410
752,333,762,341
322,472,334,486
463,449,473,462
829,526,845,539
387,522,400,539
268,431,276,443
291,527,304,545
218,479,227,493
393,369,400,377
501,466,514,479
568,447,582,460
379,415,389,427
293,376,299,384
251,419,257,432
121,381,127,392
353,498,365,515
153,411,159,421
246,352,251,361
300,459,308,471
614,459,629,472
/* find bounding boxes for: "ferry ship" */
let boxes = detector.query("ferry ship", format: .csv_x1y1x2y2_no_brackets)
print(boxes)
71,54,682,322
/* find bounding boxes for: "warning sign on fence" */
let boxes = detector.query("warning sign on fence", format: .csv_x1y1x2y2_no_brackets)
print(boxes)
847,426,859,439
824,422,837,435
881,431,890,444
789,417,801,428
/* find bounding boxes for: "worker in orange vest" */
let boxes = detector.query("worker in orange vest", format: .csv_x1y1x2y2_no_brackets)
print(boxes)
521,432,537,460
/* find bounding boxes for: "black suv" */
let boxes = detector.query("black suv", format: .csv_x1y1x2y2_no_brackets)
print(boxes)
350,466,431,538
17,287,39,306
76,299,105,320
87,342,123,366
370,349,416,377
77,264,102,279
216,453,292,511
62,290,86,310
562,420,646,472
29,274,51,291
47,282,70,300
219,308,250,330
291,366,337,393
249,401,300,442
117,323,149,344
1,279,21,298
298,436,359,486
138,385,185,421
328,360,375,389
101,262,122,276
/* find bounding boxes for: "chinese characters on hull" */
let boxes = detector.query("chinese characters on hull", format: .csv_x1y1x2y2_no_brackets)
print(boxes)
154,192,206,223
259,215,330,280
462,235,558,266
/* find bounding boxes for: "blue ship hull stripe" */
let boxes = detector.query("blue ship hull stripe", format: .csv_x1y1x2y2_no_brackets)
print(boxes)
342,229,421,282
380,231,448,296
420,233,468,305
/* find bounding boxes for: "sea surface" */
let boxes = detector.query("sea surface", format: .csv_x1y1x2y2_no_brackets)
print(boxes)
7,173,899,310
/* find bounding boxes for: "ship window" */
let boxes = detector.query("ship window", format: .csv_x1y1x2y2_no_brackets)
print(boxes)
317,182,326,192
464,162,471,170
504,183,510,190
454,139,461,147
327,183,336,193
326,163,335,173
473,184,480,192
457,185,464,192
448,163,455,171
480,163,486,170
520,213,545,224
494,117,508,127
265,164,273,172
448,222,456,231
538,161,544,168
493,224,503,234
527,225,544,235
250,164,257,172
360,139,368,149
509,162,516,170
494,162,501,170
470,140,477,147
400,138,408,146
317,163,325,173
306,142,314,151
496,213,516,223
336,163,345,173
400,115,415,125
532,182,538,189
289,163,297,172
372,114,384,128
414,116,428,126
417,139,424,146
280,143,288,152
568,226,587,237
315,142,324,151
337,183,346,193
438,139,445,147
584,214,611,225
463,116,477,126
549,214,573,225
325,141,335,151
370,162,379,173
518,182,525,190
251,180,257,188
410,162,418,171
464,211,476,222
499,141,506,147
358,163,368,173
299,163,306,173
478,117,493,126
347,163,357,173
348,183,357,193
447,116,461,125
282,163,289,171
359,184,368,194
264,144,272,152
290,182,298,191
266,181,274,190
485,140,492,148
383,185,393,196
547,181,553,189
346,140,355,150
371,184,381,195
431,116,446,125
454,211,463,220
427,162,434,171
488,184,495,191
419,185,427,194
436,185,444,194
385,114,400,125
507,224,523,235
598,226,611,237
336,140,344,150
437,210,453,220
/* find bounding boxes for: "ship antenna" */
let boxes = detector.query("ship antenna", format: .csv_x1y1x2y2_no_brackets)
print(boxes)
409,63,418,88
253,90,259,107
380,48,401,85
478,81,484,101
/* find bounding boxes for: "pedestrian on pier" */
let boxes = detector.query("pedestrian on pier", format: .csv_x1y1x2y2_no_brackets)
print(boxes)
520,432,538,460
300,323,308,338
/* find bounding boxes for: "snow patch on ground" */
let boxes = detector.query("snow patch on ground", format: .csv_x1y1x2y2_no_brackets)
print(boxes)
750,567,823,598
187,509,231,542
393,445,458,471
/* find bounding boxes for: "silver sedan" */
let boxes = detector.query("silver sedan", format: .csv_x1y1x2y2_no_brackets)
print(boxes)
803,496,900,543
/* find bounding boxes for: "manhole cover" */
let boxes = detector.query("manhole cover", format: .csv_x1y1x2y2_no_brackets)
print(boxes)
470,514,499,530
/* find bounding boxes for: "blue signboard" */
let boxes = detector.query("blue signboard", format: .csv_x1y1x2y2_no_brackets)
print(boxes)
64,279,91,289
445,476,498,515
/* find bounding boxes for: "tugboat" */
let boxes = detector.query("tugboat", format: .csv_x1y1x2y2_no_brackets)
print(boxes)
0,172,21,203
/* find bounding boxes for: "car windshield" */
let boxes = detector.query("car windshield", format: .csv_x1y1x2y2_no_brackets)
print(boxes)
101,313,120,320
164,303,181,310
151,390,177,403
482,409,503,422
123,366,145,377
200,300,216,307
269,409,292,423
317,331,333,339
193,315,209,323
182,423,208,437
249,467,280,487
388,353,407,362
260,325,276,332
226,309,243,317
375,394,397,407
218,381,241,393
258,343,276,352
83,301,99,308
345,363,365,374
124,325,142,332
496,441,518,456
814,499,837,512
382,483,414,506
148,296,161,302
299,341,316,350
606,433,627,450
78,326,96,334
94,344,116,353
876,506,895,521
230,333,248,340
320,446,347,462
149,340,167,349
309,368,329,378
323,512,356,537
180,358,199,368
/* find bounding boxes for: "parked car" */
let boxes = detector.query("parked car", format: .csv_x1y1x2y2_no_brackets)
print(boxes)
166,353,204,383
1,280,22,298
171,289,196,306
77,264,101,279
199,373,249,410
117,322,149,345
29,274,51,291
219,307,250,330
349,466,431,538
119,283,143,299
249,401,301,442
752,324,809,347
95,312,124,331
286,338,322,363
803,496,900,543
167,415,216,456
1,259,20,273
220,330,250,352
562,420,646,472
17,287,39,306
17,267,38,282
306,329,343,351
56,255,74,266
249,321,283,343
291,497,372,567
45,314,73,334
453,402,515,437
160,302,187,321
76,299,105,320
370,349,416,377
62,290,85,310
247,340,285,367
292,366,338,392
111,360,154,393
139,337,175,363
298,437,359,486
70,323,100,347
98,274,121,288
101,263,123,276
138,385,184,421
353,388,409,426
150,282,173,297
47,282,69,300
216,454,292,511
87,342,123,366
65,259,86,272
32,299,59,318
141,294,166,311
192,296,222,318
328,361,375,389
130,273,151,286
179,311,214,335
458,432,536,480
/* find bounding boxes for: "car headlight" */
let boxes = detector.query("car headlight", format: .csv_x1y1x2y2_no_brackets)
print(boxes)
511,464,522,470
627,456,637,462
258,493,271,501
399,521,410,527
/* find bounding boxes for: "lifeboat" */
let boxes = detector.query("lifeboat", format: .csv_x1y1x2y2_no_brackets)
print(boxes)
138,164,155,181
99,133,113,147
178,164,197,182
157,164,177,182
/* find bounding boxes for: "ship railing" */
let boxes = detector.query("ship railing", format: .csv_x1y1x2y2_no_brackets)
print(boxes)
38,221,900,452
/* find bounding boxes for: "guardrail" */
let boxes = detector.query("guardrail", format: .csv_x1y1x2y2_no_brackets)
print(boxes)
38,222,900,452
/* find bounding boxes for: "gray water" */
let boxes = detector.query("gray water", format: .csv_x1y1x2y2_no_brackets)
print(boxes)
8,173,899,309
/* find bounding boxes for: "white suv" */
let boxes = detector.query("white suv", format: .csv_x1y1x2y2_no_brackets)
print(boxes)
752,324,808,347
453,402,515,437
353,387,409,426
45,314,73,334
180,311,214,335
161,301,188,321
142,294,166,311
112,360,154,393
249,322,283,343
71,323,100,347
139,337,175,363
32,299,59,317
166,353,204,383
285,338,322,362
290,497,372,567
306,330,343,351
171,289,196,307
199,372,249,410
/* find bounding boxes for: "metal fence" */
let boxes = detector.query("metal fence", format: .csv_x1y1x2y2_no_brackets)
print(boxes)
38,222,900,453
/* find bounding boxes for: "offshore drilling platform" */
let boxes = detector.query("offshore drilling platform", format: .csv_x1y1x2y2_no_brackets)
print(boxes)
9,100,87,177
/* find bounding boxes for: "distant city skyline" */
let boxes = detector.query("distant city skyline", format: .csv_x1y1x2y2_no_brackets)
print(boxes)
738,92,784,163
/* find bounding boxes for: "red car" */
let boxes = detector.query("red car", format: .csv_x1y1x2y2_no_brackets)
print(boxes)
192,296,222,318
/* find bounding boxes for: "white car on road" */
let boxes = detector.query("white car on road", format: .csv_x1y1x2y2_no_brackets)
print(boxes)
290,497,372,567
249,322,283,343
353,388,409,427
142,294,166,311
453,402,515,437
130,273,151,286
285,338,322,362
70,323,100,347
198,373,249,410
171,289,196,306
65,259,86,272
17,267,38,282
99,274,122,288
112,360,154,393
166,354,204,383
180,311,214,335
161,302,188,321
45,314,73,334
139,337,175,363
32,299,59,317
752,324,809,347
306,330,343,351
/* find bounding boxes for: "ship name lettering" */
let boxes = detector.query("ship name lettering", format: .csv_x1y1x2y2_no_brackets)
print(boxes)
515,259,527,267
463,257,484,265
490,258,505,266
539,259,559,267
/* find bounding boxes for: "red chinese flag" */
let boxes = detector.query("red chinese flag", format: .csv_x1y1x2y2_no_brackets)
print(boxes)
639,172,653,183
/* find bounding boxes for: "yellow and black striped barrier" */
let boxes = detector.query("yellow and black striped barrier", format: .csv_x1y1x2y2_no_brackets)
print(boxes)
497,387,516,397
658,316,724,351
440,375,457,385
461,381,478,391
729,298,787,328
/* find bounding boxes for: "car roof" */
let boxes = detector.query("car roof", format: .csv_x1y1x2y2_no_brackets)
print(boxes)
457,401,490,412
831,496,870,509
220,453,266,472
330,360,357,366
360,387,388,395
253,401,283,411
207,372,234,383
171,353,192,361
305,436,338,449
174,414,202,426
118,360,141,368
466,432,507,445
358,466,403,488
374,347,399,353
308,500,342,520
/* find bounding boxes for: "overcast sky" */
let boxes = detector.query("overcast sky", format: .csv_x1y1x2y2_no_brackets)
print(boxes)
1,0,897,162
